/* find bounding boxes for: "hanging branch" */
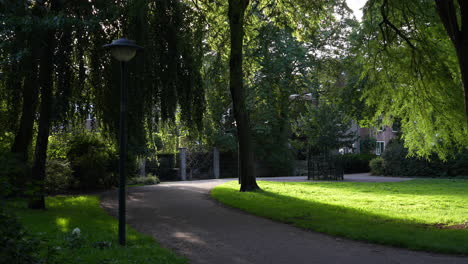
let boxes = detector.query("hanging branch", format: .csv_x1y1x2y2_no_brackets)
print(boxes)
378,0,416,50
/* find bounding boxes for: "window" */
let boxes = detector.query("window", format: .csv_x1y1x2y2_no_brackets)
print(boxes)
376,141,385,155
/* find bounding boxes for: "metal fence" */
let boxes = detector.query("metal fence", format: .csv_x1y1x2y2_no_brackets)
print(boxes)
307,154,343,181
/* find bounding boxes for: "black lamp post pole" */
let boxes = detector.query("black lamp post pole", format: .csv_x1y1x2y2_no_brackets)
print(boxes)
103,38,142,247
118,61,128,246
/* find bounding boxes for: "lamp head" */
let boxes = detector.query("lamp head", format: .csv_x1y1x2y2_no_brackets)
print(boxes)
103,38,143,62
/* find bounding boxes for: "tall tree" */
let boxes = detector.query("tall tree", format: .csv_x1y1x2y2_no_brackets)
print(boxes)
28,0,60,209
10,5,41,163
228,0,260,191
196,0,351,190
361,0,468,158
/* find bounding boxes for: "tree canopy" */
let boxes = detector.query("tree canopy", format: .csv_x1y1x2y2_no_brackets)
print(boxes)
355,0,468,159
1,0,467,202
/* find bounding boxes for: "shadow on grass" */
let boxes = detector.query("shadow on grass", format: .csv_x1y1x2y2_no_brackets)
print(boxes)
212,186,468,255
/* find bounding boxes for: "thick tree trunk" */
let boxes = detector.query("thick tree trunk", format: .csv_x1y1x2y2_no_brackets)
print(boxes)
228,0,260,192
11,51,39,162
457,45,468,129
28,9,57,210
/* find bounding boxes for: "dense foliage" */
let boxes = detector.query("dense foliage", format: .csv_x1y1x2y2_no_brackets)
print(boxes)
356,0,468,159
293,104,355,154
338,153,375,173
44,159,73,194
0,208,46,264
47,132,119,191
370,140,468,177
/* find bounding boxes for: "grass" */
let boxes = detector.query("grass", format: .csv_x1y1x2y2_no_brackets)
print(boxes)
12,195,186,264
211,179,468,254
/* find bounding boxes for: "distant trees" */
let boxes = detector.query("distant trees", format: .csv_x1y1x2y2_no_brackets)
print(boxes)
292,104,355,155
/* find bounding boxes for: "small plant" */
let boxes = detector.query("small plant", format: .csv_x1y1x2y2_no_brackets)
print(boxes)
128,174,160,186
45,159,74,194
93,241,112,249
66,227,84,249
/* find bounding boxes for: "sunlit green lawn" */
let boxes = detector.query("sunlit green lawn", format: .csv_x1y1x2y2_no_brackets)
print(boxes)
211,179,468,254
13,196,186,264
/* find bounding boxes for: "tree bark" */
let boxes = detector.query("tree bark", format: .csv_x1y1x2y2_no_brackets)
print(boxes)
228,0,260,192
435,0,468,128
11,48,39,162
28,1,59,209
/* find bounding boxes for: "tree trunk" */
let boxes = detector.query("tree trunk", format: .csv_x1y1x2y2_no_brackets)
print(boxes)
28,3,58,209
11,49,39,162
228,0,260,192
457,44,468,129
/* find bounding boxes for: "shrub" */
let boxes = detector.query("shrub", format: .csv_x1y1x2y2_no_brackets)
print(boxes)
45,159,74,194
338,153,376,173
369,157,384,175
128,174,160,185
47,133,71,160
0,208,43,263
376,140,468,177
381,141,442,177
447,151,468,176
66,133,118,190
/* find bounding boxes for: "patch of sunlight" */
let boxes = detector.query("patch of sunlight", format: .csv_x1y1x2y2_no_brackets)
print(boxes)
73,196,93,202
55,217,70,232
172,231,207,245
127,233,139,241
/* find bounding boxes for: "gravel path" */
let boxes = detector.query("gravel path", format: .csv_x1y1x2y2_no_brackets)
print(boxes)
100,174,467,264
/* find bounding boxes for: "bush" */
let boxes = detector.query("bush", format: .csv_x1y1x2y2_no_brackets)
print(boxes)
338,153,376,173
45,159,74,194
0,208,43,263
447,151,468,176
66,133,118,190
47,133,71,160
369,157,385,175
381,141,442,177
375,140,468,177
128,174,160,185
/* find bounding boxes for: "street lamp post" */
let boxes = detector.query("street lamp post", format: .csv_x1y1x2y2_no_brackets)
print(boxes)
103,38,143,246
